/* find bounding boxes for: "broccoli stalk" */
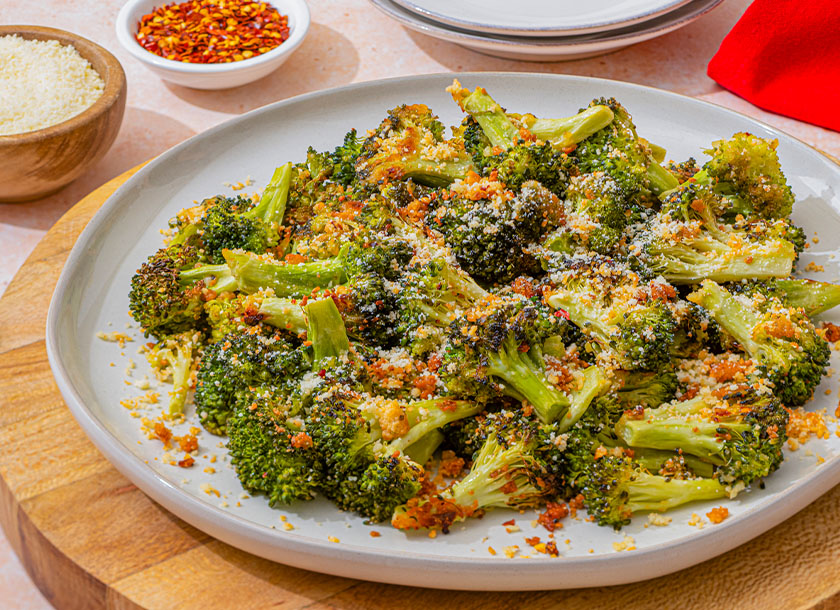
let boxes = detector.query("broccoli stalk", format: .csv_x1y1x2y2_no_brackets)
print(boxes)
257,297,308,334
522,105,616,149
557,366,610,433
145,330,202,415
735,278,840,317
303,298,350,364
689,280,830,406
223,249,346,296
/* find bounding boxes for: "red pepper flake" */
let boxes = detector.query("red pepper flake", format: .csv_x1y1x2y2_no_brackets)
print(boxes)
502,518,516,527
524,536,541,546
553,309,570,320
135,0,290,64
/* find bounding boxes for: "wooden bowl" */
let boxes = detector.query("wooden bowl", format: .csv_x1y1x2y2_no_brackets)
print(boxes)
0,26,126,202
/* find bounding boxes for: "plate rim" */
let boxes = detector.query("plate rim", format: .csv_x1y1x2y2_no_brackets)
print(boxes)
390,0,694,36
368,0,725,55
45,71,840,590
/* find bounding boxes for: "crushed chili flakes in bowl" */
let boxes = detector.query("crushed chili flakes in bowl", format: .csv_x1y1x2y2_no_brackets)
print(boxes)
135,0,290,63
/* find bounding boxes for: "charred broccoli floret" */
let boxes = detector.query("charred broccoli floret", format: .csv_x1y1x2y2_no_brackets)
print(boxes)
355,104,475,188
630,182,797,284
427,177,560,285
441,297,603,424
573,97,678,203
730,278,840,317
701,132,794,220
615,389,789,485
545,257,677,370
129,244,237,338
688,280,830,406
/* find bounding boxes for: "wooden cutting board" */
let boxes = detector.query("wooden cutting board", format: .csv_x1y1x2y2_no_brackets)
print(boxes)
2,164,840,610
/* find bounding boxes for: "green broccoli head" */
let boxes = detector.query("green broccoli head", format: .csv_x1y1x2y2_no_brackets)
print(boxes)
573,97,677,203
193,328,311,435
630,183,797,284
200,195,275,264
689,280,830,406
703,132,794,220
441,297,576,423
129,244,236,338
226,402,323,506
563,171,636,256
427,178,560,285
330,128,365,186
545,257,678,370
355,104,475,188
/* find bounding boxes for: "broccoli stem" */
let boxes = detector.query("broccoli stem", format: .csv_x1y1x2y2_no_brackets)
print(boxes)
557,366,609,433
146,333,199,415
774,279,840,316
386,399,482,454
460,87,521,150
258,297,308,334
223,250,347,295
645,140,667,163
524,105,615,149
625,472,727,513
688,280,762,355
250,162,293,224
304,298,350,365
631,448,716,478
649,241,795,284
647,160,680,195
485,340,570,424
179,263,239,293
404,429,444,466
402,157,476,187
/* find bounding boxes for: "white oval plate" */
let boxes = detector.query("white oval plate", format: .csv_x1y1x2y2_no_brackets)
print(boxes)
370,0,724,61
47,73,840,591
391,0,692,37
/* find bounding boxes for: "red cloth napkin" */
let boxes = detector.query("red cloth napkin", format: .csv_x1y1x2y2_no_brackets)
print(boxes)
707,0,840,132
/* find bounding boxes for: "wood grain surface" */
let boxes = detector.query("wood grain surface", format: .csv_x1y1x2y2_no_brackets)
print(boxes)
2,165,840,610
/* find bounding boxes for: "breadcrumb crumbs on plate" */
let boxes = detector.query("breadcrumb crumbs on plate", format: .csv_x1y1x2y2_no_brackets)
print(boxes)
647,513,672,526
96,331,134,347
487,546,497,556
612,535,636,552
203,467,216,474
428,530,437,539
283,522,294,531
505,525,521,533
706,506,730,524
328,536,340,543
688,513,705,529
369,531,381,538
787,407,830,449
200,482,220,497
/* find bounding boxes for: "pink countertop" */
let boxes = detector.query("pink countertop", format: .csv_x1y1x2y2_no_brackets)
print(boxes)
1,0,838,606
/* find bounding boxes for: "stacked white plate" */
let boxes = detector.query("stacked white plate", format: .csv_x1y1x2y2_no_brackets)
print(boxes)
371,0,725,60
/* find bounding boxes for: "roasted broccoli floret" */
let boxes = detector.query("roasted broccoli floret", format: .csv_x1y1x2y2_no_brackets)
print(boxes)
665,157,700,183
630,182,797,284
392,411,566,531
688,280,830,406
203,292,308,342
330,128,365,186
441,297,600,424
226,399,323,506
194,327,311,435
701,132,794,220
573,97,678,203
561,171,637,255
615,389,789,485
575,455,727,529
129,244,238,338
306,393,479,521
198,164,292,263
355,104,475,187
427,178,560,285
545,257,678,370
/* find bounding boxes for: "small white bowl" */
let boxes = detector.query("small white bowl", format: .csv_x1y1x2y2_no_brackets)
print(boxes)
116,0,310,90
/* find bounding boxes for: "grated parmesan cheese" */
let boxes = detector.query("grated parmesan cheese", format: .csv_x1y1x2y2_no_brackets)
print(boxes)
0,35,104,135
